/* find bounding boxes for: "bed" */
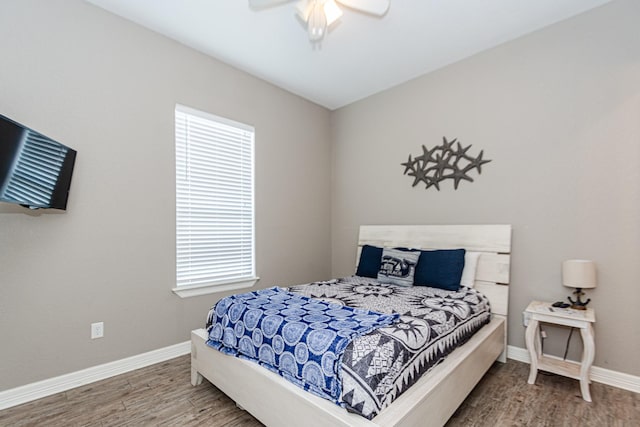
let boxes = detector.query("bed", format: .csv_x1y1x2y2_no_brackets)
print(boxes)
190,224,512,427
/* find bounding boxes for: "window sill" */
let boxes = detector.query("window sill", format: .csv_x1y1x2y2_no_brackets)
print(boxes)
172,277,259,298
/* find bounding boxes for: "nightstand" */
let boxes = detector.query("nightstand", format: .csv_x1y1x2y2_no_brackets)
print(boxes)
524,300,596,402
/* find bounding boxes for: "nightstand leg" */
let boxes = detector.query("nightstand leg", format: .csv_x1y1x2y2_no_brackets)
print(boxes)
526,319,540,384
579,324,595,402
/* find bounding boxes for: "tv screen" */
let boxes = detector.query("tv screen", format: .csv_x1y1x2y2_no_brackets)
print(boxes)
0,114,77,210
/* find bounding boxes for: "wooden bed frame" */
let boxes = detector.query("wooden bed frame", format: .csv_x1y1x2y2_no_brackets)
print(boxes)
191,224,512,427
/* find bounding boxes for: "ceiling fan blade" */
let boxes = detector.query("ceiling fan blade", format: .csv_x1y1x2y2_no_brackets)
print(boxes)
336,0,390,16
249,0,294,10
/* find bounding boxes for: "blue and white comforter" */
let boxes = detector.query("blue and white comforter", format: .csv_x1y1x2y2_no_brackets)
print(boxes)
206,287,399,405
206,276,491,419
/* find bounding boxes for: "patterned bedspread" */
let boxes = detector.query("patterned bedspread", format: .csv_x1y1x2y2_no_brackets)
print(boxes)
205,287,399,406
287,276,491,419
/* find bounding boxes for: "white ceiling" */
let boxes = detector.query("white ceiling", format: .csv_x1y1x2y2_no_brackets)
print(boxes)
86,0,611,110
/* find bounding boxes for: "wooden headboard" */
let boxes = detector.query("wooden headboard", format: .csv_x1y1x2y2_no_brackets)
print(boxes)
357,225,512,360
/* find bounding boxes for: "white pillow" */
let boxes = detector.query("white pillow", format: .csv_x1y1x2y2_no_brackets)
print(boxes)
460,251,481,287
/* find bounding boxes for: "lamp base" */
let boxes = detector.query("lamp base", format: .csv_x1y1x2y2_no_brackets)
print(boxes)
567,288,591,310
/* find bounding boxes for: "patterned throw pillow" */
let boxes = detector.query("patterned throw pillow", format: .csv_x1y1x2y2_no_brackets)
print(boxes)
377,248,420,287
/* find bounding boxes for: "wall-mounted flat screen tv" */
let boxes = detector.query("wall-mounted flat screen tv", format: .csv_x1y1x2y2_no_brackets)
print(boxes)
0,114,77,210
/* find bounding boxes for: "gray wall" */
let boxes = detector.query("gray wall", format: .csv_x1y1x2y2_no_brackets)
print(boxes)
1,0,638,393
0,0,331,390
330,0,640,376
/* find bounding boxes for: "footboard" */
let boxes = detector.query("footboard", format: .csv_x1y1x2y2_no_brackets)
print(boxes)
191,316,504,427
191,329,373,427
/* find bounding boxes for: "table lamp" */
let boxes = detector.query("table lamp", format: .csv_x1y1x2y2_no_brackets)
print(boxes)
562,260,597,310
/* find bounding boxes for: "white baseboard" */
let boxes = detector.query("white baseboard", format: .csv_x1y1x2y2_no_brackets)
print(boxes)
1,342,636,412
507,345,640,394
0,341,190,411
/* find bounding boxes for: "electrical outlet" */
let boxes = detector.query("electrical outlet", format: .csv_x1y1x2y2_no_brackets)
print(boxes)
91,322,104,339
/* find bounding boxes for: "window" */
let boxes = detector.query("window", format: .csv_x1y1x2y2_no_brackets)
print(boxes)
173,105,256,298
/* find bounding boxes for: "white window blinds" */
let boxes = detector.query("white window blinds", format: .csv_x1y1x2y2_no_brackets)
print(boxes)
175,105,255,289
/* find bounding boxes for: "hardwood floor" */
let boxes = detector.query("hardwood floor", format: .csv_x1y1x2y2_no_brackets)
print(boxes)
1,355,637,426
447,361,639,427
0,356,261,427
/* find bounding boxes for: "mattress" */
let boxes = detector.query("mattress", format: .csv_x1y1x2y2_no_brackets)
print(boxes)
287,276,491,419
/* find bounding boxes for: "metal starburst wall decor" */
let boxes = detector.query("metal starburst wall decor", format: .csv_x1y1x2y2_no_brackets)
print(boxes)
401,137,491,190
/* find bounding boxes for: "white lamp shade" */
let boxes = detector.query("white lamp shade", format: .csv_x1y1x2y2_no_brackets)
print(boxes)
562,260,597,289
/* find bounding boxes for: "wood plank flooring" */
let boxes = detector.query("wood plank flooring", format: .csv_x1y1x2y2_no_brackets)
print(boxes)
448,360,639,426
0,355,637,426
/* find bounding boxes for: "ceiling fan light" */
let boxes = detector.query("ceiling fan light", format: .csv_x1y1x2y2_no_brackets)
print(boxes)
307,1,327,41
323,0,343,26
295,0,312,21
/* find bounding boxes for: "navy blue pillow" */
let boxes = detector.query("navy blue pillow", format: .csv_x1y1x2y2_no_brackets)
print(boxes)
355,245,383,278
414,249,466,291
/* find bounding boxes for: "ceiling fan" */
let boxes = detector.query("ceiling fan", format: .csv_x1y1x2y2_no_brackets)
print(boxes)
249,0,391,42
